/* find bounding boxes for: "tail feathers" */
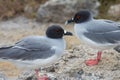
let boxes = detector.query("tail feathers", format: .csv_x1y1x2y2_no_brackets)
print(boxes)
0,46,27,60
0,46,13,49
0,46,13,58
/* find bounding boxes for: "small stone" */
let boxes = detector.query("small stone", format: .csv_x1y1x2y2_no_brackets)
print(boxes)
45,65,59,73
112,64,120,71
25,76,34,80
116,55,120,60
77,69,84,75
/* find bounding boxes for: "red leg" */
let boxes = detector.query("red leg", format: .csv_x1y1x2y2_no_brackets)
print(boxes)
85,51,102,66
35,69,48,80
97,51,102,61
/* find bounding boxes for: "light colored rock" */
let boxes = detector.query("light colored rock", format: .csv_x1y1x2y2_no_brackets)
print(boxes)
36,0,100,23
108,4,120,18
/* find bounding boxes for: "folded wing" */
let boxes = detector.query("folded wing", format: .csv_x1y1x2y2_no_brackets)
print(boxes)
0,36,55,60
84,20,120,44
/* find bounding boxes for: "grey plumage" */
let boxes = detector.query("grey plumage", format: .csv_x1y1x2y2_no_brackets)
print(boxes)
85,20,120,33
83,19,120,44
84,31,120,43
0,36,55,60
66,10,120,50
66,10,120,66
0,25,72,69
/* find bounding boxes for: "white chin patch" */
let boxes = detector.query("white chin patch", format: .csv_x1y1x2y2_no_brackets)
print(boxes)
64,30,67,34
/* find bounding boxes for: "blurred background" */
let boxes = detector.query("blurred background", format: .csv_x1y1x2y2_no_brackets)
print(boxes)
0,0,120,80
0,0,119,21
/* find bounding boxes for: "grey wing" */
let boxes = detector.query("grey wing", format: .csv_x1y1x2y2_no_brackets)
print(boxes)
15,36,51,50
86,19,120,33
84,31,120,44
84,20,120,44
0,36,55,60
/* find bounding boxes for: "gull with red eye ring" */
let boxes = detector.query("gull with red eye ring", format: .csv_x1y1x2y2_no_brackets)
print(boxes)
65,9,120,66
0,25,72,80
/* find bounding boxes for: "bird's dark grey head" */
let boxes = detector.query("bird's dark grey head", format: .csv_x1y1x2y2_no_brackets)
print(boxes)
74,10,91,23
46,25,73,39
65,10,92,24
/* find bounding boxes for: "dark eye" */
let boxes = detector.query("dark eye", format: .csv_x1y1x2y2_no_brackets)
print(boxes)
76,15,80,19
55,29,60,32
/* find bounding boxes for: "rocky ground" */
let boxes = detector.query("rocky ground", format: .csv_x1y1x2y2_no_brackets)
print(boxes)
0,16,120,80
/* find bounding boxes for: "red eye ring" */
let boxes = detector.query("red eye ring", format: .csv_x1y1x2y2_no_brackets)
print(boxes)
55,29,60,32
77,16,80,19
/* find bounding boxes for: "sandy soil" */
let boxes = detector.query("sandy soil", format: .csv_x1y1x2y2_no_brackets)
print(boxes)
0,16,119,80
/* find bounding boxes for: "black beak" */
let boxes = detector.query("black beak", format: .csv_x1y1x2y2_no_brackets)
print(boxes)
65,18,74,25
64,31,73,36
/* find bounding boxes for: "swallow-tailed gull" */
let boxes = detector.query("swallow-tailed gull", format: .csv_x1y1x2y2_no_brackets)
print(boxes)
65,9,120,66
0,25,72,80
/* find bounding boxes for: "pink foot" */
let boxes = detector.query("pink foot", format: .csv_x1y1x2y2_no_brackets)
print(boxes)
37,75,48,80
85,59,99,66
85,51,102,66
35,69,49,80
